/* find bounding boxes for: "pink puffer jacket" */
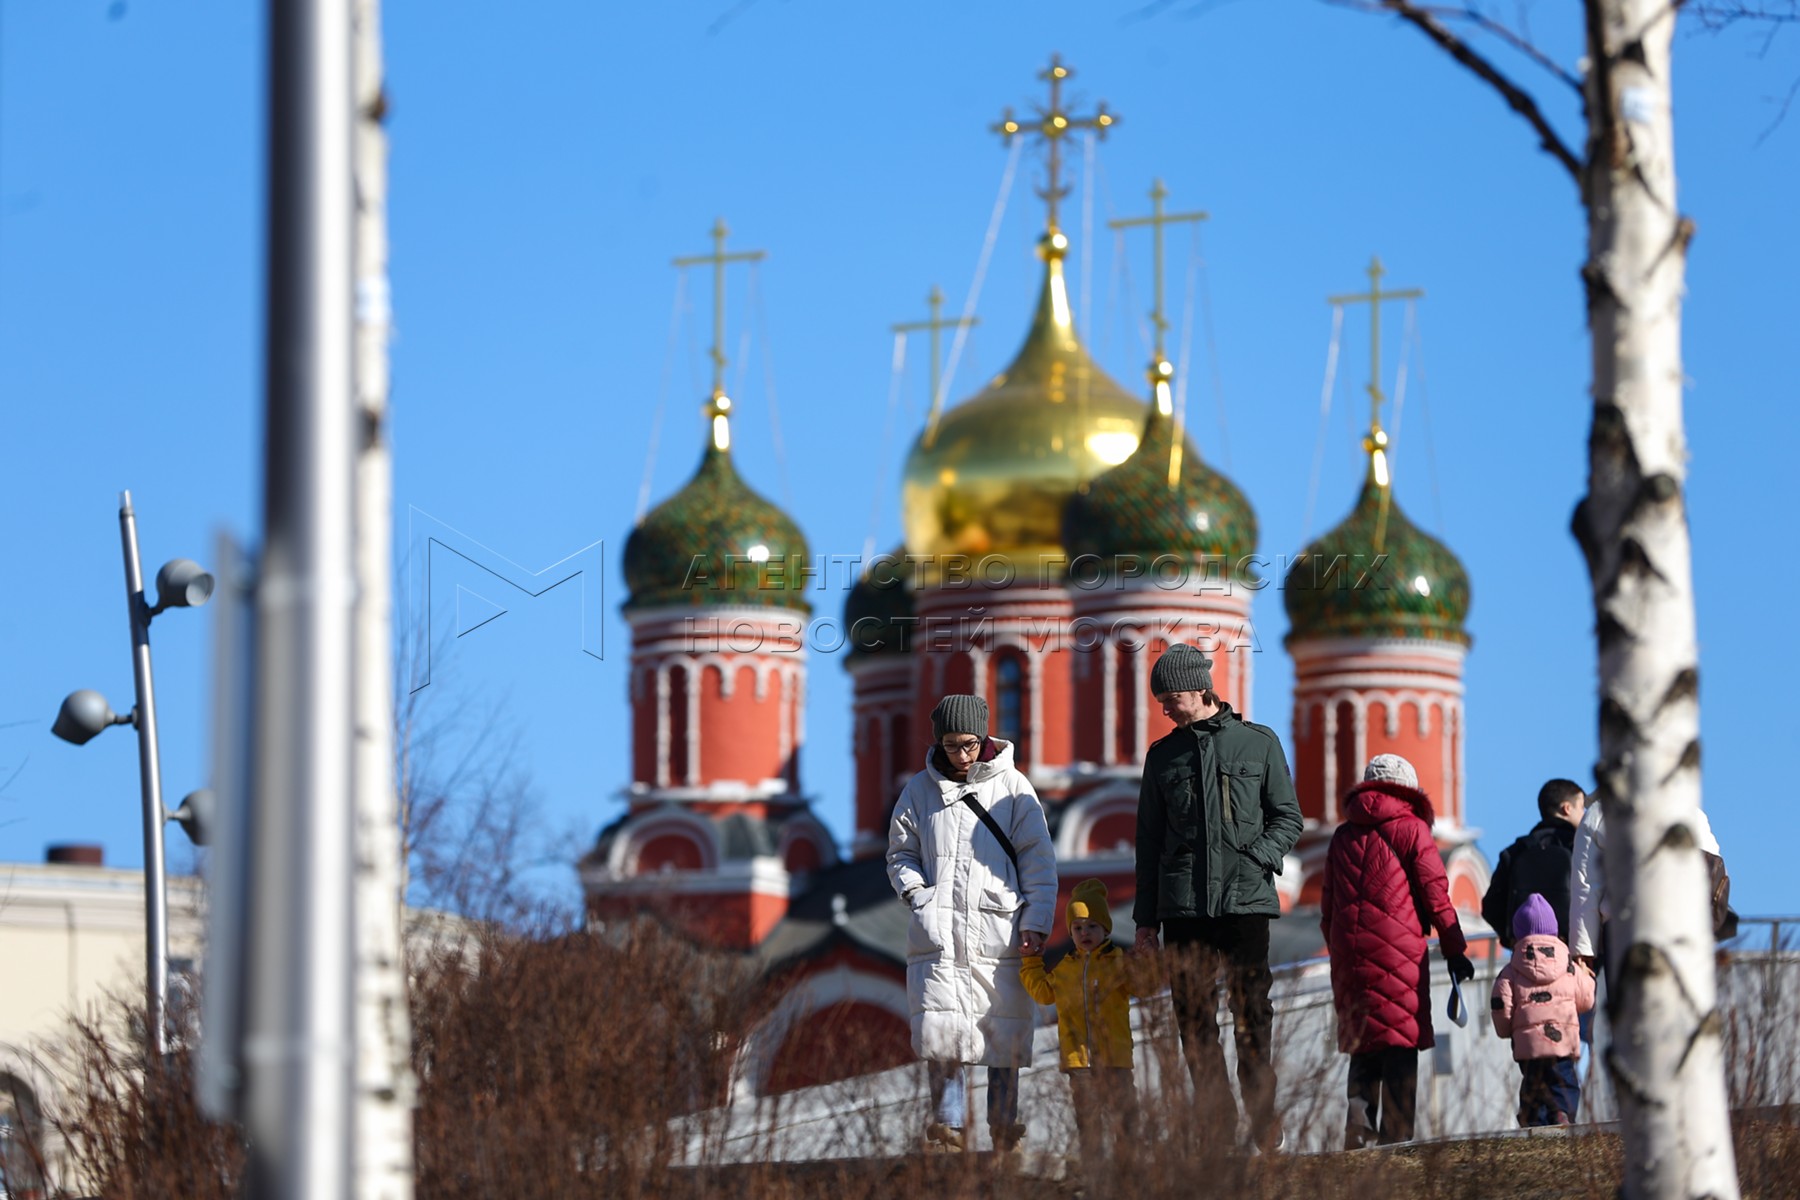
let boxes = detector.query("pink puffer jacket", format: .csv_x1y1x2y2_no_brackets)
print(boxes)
1490,933,1596,1060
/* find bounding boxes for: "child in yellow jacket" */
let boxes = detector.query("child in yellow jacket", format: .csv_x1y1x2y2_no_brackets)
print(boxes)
1020,879,1152,1170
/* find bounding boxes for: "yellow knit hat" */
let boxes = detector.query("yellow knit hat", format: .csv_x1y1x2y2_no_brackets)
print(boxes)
1067,878,1113,934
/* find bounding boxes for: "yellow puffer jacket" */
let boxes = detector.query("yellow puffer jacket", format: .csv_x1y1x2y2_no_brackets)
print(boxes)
1019,941,1152,1071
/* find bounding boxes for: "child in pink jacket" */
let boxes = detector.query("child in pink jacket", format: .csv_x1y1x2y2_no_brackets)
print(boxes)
1491,892,1597,1126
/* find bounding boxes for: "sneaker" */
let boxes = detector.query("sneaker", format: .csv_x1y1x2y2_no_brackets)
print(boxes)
991,1122,1026,1154
924,1122,966,1152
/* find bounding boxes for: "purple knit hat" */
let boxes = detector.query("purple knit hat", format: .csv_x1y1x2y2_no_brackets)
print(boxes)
1512,893,1559,941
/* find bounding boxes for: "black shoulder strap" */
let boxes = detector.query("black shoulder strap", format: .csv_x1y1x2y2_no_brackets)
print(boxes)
959,791,1020,872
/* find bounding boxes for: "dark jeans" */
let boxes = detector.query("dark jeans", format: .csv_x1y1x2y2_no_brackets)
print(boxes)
1519,1057,1581,1126
1345,1047,1418,1147
1069,1067,1139,1173
1162,914,1278,1147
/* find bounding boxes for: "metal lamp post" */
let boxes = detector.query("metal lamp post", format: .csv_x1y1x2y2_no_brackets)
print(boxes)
53,490,213,1056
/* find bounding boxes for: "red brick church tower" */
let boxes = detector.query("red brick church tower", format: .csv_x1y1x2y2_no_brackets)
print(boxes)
583,222,836,949
1281,260,1487,913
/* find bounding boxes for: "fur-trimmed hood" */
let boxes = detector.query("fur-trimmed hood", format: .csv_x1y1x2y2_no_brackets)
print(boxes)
1343,780,1437,828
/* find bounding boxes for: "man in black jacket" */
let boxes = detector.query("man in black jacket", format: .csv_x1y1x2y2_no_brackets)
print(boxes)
1133,644,1303,1154
1481,778,1586,947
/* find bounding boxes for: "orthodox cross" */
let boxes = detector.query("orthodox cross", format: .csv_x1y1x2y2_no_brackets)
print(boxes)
1108,179,1208,379
993,54,1117,236
1329,257,1423,548
673,218,766,449
893,286,979,431
1110,180,1208,487
1327,255,1423,446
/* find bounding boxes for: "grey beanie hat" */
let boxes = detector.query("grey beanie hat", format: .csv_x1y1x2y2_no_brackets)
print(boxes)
1149,643,1214,696
930,694,989,741
1364,753,1419,790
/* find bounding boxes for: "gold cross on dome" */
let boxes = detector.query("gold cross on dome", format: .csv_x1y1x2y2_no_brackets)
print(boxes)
893,286,979,437
1327,255,1423,443
673,219,766,449
1109,179,1209,376
992,54,1118,237
1110,179,1209,488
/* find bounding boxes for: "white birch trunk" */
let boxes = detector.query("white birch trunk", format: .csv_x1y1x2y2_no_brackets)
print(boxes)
1579,3,1737,1196
352,0,416,1194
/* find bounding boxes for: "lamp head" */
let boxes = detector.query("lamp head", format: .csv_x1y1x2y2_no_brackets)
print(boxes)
53,690,124,746
171,788,214,847
154,559,214,612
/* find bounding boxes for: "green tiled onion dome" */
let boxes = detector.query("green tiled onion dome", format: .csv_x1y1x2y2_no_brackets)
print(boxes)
624,443,811,613
843,549,914,660
1283,474,1470,645
1062,408,1258,575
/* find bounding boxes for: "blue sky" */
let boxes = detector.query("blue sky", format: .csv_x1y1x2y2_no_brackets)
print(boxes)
2,1,1795,916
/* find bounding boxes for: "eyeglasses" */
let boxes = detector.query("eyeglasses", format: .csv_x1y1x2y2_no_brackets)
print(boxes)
939,739,983,759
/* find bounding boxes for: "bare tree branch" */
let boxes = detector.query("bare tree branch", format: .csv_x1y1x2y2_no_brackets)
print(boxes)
1756,69,1800,139
1327,0,1585,180
1684,3,1800,138
1411,3,1585,93
1687,1,1800,32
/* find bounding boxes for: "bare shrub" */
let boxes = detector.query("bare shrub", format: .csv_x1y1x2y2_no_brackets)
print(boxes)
410,918,757,1197
3,990,242,1200
11,913,1796,1197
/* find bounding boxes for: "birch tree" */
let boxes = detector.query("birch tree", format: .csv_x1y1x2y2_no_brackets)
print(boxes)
1322,2,1775,1195
352,0,416,1195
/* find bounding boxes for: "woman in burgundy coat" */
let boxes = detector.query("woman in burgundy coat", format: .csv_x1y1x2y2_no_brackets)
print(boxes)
1320,754,1474,1148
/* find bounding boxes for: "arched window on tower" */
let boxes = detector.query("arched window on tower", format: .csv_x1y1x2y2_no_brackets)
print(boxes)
996,655,1023,756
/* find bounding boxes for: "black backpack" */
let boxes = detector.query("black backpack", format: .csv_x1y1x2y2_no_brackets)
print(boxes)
1705,850,1739,942
1494,826,1574,948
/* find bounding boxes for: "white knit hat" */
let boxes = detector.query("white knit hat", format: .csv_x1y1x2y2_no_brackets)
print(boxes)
1363,754,1418,789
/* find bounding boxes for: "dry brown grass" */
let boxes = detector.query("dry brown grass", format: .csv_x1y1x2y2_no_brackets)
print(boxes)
6,930,1795,1199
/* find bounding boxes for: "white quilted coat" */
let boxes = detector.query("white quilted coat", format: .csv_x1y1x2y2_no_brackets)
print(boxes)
886,739,1058,1067
1570,801,1718,958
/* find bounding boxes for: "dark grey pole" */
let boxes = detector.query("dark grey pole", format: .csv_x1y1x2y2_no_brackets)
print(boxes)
247,0,357,1194
117,489,170,1059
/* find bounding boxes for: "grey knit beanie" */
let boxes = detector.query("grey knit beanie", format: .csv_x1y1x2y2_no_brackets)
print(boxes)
1149,643,1214,696
930,694,989,741
1363,753,1419,789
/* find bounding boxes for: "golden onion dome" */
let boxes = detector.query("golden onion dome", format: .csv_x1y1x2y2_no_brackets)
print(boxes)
901,234,1147,582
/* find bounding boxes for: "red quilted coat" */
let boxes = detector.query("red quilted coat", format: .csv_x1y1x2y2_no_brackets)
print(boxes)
1320,782,1469,1054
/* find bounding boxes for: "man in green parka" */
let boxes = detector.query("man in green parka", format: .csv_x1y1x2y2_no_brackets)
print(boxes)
1132,643,1302,1153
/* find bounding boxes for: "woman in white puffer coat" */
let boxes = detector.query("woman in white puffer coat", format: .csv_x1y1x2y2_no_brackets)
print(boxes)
887,694,1058,1153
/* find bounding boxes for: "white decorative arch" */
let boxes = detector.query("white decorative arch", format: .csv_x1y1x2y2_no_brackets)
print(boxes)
1055,781,1142,861
1441,842,1492,912
607,804,720,877
775,811,840,874
733,965,912,1100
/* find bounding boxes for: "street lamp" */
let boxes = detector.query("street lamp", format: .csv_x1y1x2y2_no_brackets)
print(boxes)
52,491,212,1056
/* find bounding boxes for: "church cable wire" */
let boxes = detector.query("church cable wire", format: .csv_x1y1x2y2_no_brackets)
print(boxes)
635,271,689,525
1193,222,1233,472
1172,221,1201,466
1408,300,1449,536
1390,295,1413,476
925,137,1023,446
1301,304,1347,541
748,263,794,511
862,332,909,568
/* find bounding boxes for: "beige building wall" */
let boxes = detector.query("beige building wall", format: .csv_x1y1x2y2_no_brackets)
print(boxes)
0,861,204,1080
